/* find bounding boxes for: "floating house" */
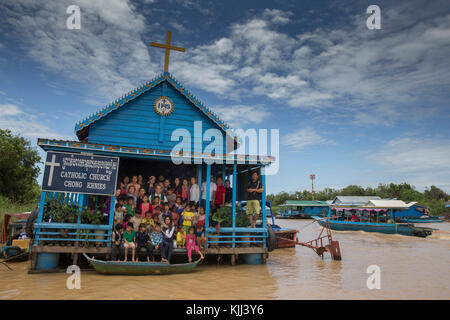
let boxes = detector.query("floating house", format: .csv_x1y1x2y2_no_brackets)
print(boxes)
278,200,329,218
30,33,274,270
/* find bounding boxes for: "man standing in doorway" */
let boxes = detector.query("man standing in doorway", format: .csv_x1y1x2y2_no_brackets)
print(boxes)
247,171,263,228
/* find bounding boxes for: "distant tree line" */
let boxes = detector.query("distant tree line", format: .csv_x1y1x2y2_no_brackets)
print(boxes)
267,183,450,216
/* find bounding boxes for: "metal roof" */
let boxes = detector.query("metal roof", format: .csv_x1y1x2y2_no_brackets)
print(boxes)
331,196,381,205
364,200,415,209
281,200,329,207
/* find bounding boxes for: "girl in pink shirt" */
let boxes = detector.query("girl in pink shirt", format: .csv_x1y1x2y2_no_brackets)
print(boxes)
186,226,204,263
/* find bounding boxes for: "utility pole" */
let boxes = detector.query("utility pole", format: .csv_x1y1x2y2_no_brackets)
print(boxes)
310,174,316,200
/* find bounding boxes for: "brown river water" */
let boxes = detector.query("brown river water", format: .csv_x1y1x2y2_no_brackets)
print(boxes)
1,220,449,300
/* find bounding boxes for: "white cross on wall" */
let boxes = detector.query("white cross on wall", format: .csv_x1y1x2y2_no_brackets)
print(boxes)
45,154,60,187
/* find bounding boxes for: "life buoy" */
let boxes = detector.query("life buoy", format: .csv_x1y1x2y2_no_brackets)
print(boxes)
267,226,277,252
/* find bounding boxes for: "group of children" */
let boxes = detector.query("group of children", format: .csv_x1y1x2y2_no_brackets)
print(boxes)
111,174,209,263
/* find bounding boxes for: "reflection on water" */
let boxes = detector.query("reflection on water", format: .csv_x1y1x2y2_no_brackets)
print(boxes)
1,220,449,299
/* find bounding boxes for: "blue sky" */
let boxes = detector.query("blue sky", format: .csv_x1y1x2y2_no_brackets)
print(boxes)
0,0,449,194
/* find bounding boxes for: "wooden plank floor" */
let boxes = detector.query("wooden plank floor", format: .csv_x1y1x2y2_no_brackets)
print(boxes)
31,245,267,255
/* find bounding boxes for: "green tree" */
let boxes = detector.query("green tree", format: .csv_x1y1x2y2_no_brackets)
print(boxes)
0,129,41,203
424,185,447,201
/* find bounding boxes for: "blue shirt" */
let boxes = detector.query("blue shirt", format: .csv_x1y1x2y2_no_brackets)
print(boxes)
151,231,163,246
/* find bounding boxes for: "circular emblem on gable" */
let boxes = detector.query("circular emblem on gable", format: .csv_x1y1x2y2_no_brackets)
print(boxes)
154,97,174,116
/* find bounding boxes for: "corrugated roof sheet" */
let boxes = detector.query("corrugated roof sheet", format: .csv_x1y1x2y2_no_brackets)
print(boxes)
332,196,381,204
282,200,329,206
365,200,414,209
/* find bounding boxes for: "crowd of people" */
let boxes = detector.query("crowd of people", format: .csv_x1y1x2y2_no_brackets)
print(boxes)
109,171,263,263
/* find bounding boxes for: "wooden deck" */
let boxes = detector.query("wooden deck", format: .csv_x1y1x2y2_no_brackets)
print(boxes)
29,245,268,272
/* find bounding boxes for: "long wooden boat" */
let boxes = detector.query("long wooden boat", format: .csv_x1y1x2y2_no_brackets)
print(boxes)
83,254,201,275
313,217,433,238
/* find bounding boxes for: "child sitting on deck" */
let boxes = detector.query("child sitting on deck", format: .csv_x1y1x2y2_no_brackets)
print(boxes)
123,222,136,262
150,223,163,260
111,224,123,261
136,223,152,262
186,226,204,263
195,224,206,248
176,225,186,248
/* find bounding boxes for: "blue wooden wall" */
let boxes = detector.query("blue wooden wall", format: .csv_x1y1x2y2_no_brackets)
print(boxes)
88,81,226,153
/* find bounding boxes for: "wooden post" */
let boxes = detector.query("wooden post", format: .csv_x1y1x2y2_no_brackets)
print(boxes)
232,163,237,248
261,165,266,248
107,195,116,247
76,194,85,247
205,164,211,248
73,253,79,266
34,191,47,245
197,163,202,201
222,163,226,183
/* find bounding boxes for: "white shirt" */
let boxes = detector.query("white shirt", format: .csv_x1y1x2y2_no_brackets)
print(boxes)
201,181,217,200
190,184,200,203
163,226,175,239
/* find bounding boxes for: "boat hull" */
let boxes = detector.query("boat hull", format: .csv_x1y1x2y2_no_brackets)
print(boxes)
83,254,200,275
274,229,297,248
314,217,433,238
400,218,442,223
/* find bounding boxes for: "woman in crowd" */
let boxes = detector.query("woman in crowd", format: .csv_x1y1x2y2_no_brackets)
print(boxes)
161,216,175,263
189,177,200,207
147,175,156,194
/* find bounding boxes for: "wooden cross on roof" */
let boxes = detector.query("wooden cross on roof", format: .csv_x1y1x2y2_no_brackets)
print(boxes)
150,30,185,72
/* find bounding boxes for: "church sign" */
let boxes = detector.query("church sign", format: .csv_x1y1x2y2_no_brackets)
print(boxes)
42,151,119,195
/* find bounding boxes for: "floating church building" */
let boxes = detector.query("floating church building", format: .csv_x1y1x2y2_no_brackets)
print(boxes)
31,31,274,270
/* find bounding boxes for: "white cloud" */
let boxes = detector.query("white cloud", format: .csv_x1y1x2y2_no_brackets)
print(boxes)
283,128,335,150
0,103,23,116
170,4,450,127
0,104,71,141
366,137,450,190
212,105,271,128
0,0,157,105
1,1,449,129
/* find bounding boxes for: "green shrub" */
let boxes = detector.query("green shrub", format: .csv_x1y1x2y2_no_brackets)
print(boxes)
212,205,250,228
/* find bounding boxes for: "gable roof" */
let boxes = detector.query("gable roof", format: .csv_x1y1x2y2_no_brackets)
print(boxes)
332,196,381,205
74,71,236,141
364,200,414,209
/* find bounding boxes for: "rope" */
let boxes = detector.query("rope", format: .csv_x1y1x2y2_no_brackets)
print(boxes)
0,261,13,271
300,219,318,229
